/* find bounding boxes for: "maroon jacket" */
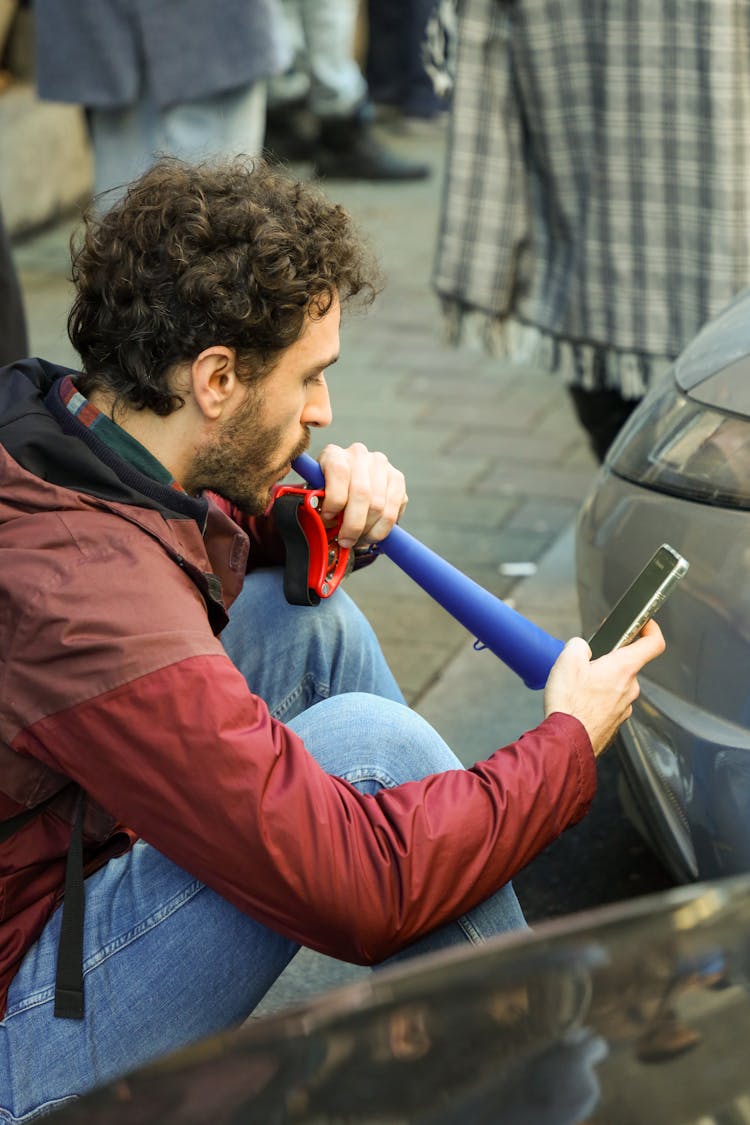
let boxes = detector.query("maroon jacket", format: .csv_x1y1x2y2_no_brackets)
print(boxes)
0,360,597,1016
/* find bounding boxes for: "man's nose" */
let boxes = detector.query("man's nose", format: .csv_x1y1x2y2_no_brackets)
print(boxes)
303,378,333,428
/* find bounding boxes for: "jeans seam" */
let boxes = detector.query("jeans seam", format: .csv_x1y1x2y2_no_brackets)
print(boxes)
455,914,483,944
0,1093,79,1124
4,879,205,1018
271,673,330,720
338,766,400,789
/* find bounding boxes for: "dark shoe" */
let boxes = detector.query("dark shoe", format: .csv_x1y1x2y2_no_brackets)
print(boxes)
567,384,641,464
264,100,318,163
315,105,431,182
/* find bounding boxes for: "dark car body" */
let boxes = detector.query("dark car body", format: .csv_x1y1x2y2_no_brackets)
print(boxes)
577,288,750,883
51,874,750,1124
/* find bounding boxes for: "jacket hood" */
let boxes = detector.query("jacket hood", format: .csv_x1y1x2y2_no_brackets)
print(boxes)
0,358,206,522
0,359,243,633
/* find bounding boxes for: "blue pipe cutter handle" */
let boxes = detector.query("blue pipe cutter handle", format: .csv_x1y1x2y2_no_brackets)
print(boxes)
291,453,565,689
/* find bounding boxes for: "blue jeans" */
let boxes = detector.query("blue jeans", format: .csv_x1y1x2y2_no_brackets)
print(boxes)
89,81,267,202
0,571,525,1121
365,0,449,118
268,0,368,117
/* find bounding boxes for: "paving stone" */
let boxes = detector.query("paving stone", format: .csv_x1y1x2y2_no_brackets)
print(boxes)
477,461,599,503
490,380,565,429
446,428,579,464
401,520,553,573
512,525,583,626
349,585,465,646
502,498,581,537
419,639,547,767
393,487,517,530
378,455,493,492
534,399,588,442
415,396,520,428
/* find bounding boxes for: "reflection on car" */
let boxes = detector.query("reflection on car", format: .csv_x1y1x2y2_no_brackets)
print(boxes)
50,874,750,1124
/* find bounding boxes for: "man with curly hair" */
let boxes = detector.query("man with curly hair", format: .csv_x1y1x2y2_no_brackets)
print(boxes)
0,157,663,1113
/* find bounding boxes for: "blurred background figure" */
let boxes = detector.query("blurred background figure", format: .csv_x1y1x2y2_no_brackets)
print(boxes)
0,204,28,365
34,0,290,202
365,0,450,130
432,0,750,462
0,0,28,366
264,0,431,181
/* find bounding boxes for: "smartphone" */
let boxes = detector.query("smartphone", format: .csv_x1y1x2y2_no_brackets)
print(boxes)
587,543,689,659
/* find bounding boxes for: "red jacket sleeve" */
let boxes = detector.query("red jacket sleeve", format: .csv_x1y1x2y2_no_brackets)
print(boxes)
19,652,596,964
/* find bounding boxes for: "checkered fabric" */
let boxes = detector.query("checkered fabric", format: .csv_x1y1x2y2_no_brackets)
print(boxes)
433,0,750,397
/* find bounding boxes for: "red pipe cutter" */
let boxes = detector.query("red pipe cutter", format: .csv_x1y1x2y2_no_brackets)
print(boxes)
273,486,352,605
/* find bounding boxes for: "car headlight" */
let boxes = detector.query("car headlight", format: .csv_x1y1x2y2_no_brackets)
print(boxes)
607,376,750,509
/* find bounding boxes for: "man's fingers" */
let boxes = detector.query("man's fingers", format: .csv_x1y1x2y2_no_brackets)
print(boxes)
361,466,406,543
317,443,407,548
564,636,593,662
544,620,665,757
317,444,352,518
619,620,666,668
334,445,388,547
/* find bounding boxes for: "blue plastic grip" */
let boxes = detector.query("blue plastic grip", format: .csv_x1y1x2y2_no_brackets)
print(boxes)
291,453,565,689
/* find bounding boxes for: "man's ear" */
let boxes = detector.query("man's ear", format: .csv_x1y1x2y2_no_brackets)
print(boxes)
190,346,240,421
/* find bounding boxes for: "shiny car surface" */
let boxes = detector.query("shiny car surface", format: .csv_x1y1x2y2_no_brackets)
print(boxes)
576,288,750,884
52,875,750,1124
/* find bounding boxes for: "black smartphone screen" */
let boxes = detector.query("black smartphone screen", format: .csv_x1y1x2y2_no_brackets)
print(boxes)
587,545,689,659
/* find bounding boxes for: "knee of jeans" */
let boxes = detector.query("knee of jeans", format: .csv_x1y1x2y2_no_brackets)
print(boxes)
312,586,374,641
289,692,462,786
227,571,369,645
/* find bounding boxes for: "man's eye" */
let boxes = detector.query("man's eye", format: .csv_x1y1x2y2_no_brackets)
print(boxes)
304,373,325,387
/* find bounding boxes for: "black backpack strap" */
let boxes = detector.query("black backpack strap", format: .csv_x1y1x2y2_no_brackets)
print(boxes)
53,793,85,1019
0,791,86,1020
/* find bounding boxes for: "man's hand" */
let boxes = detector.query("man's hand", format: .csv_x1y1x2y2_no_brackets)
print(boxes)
544,620,666,757
317,443,408,548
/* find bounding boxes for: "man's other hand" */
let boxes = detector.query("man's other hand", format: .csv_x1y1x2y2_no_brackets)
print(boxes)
317,443,408,548
543,620,666,757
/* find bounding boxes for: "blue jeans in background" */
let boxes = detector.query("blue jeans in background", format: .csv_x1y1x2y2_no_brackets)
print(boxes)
267,0,367,117
0,570,525,1120
365,0,449,119
89,81,267,204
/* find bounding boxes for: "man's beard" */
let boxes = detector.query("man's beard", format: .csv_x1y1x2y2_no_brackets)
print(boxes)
186,393,311,515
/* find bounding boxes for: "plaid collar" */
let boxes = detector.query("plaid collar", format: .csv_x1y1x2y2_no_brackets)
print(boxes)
59,376,184,491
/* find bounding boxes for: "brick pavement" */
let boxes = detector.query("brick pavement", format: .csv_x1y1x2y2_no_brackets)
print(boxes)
12,124,601,1013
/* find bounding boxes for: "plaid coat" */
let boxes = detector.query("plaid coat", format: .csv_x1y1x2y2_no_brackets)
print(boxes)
433,0,750,397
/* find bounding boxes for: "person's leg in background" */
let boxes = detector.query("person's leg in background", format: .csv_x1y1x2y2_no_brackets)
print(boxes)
89,81,267,204
567,386,640,465
365,0,449,126
157,83,267,166
265,0,431,181
0,204,29,365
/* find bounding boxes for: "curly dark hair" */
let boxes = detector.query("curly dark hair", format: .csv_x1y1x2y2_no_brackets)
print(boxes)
68,157,382,415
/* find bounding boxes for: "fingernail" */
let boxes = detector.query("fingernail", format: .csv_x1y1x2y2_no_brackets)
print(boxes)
339,538,355,549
